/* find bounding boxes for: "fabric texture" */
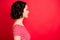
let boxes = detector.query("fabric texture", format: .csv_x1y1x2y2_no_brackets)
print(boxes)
13,24,31,40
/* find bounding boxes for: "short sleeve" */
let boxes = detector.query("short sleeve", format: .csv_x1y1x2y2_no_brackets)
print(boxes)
13,25,23,36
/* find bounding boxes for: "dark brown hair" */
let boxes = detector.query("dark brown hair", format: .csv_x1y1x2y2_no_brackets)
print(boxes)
11,1,26,19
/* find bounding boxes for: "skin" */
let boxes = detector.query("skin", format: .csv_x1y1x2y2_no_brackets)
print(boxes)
13,5,30,40
23,5,30,18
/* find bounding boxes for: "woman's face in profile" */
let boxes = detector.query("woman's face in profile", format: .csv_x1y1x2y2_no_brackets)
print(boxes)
23,5,30,18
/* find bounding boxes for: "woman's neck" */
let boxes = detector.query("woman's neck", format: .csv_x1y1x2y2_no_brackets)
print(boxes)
14,18,24,26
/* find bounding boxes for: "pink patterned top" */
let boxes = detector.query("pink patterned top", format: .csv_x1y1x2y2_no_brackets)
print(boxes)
13,24,31,40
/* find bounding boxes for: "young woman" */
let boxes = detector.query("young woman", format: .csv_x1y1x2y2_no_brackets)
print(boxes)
11,1,31,40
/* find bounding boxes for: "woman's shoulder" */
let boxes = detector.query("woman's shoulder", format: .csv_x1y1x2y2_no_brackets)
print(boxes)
13,24,23,27
12,24,23,29
13,24,24,36
13,23,24,27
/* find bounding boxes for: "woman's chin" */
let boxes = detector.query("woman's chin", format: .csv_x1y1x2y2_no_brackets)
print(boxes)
25,16,28,18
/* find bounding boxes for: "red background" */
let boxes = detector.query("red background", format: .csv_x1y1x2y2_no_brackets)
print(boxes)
0,0,60,40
